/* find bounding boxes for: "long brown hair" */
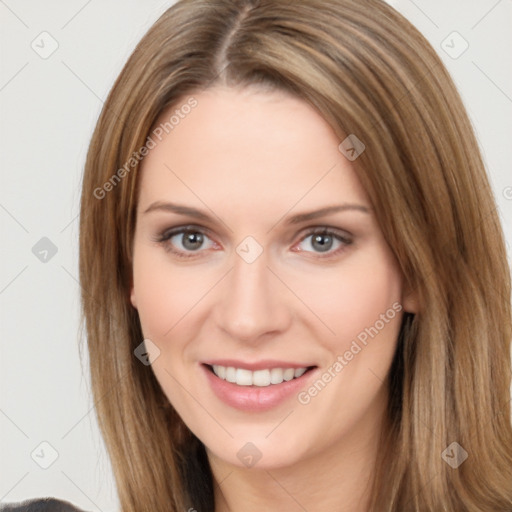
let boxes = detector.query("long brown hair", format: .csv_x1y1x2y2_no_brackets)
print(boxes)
79,0,512,510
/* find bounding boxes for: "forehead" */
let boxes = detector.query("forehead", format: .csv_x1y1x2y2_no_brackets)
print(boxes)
138,87,369,218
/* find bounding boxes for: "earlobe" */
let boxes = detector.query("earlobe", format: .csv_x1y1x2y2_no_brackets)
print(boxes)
130,287,137,309
402,285,420,314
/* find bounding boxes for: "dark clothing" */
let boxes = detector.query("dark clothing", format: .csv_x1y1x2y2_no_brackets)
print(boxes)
0,498,88,512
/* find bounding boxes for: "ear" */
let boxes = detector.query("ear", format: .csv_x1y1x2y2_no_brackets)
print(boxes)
129,275,137,309
401,279,420,314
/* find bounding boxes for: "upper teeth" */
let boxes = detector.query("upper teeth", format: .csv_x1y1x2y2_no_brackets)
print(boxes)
212,365,308,386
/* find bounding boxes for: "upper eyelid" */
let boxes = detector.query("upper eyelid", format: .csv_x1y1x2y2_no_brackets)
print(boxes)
159,224,213,238
158,223,352,237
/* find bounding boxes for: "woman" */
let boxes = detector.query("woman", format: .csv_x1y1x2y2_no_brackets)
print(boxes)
5,0,512,510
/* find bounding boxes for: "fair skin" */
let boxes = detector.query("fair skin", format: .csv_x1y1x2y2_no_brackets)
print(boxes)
130,86,417,512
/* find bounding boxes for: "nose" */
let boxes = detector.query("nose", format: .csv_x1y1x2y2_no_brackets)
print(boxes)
213,247,291,343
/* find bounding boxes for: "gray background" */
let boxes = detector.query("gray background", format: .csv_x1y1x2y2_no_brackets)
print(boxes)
1,1,511,510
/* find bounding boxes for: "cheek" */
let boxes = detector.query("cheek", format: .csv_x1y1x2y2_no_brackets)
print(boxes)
290,248,403,349
338,269,401,343
131,248,201,339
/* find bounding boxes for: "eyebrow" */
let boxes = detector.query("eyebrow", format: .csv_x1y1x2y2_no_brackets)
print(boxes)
143,201,371,225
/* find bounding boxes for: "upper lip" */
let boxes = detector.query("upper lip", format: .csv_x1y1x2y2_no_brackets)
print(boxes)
202,359,317,371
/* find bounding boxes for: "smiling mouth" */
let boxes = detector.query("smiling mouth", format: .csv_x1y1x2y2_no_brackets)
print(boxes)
204,363,317,387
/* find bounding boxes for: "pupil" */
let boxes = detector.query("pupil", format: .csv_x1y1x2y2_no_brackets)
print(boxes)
312,234,332,252
183,232,203,250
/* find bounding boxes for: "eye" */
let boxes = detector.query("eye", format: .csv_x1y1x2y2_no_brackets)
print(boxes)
156,226,217,258
294,227,353,257
155,225,353,260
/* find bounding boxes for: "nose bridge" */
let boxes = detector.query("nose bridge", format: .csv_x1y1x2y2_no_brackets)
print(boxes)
215,246,288,341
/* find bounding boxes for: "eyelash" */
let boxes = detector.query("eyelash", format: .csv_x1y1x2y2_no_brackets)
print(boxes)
154,225,353,260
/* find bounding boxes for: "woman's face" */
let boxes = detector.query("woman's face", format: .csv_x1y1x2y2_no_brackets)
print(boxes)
130,86,416,469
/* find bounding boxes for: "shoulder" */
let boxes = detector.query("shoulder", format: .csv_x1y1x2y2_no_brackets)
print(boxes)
0,498,89,512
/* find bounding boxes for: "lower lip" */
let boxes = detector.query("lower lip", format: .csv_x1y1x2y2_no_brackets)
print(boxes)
201,364,317,412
